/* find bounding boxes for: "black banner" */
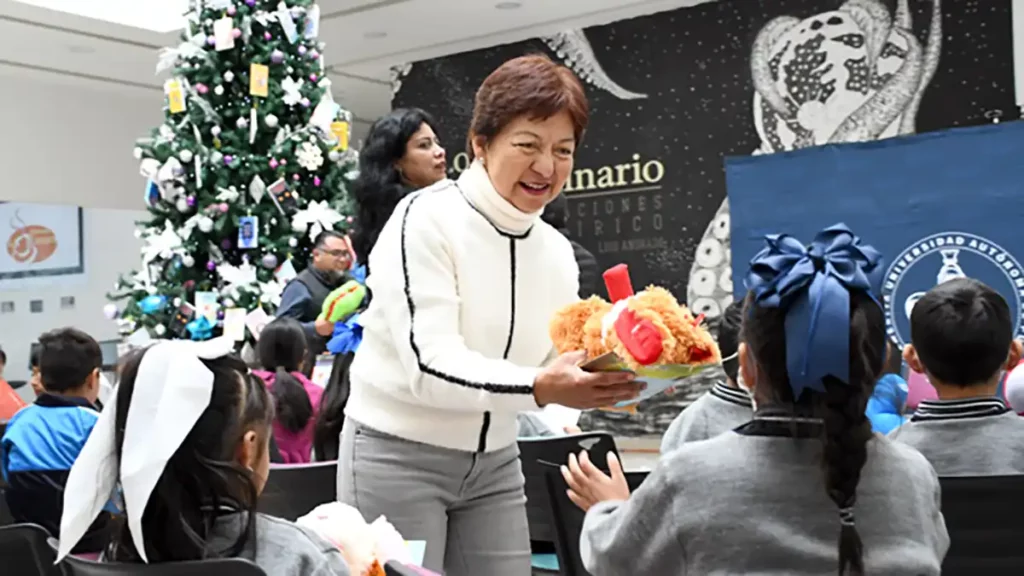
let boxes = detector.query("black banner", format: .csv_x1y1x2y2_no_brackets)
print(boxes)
394,0,1018,435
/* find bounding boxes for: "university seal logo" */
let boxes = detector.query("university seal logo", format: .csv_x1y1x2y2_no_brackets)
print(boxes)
881,232,1024,347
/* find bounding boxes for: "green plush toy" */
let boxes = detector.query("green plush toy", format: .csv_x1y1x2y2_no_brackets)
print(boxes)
319,280,367,323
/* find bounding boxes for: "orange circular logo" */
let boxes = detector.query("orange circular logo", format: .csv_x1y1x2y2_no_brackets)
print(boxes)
7,224,57,263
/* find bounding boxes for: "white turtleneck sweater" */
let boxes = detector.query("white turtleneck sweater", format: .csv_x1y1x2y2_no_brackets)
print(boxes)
346,161,580,452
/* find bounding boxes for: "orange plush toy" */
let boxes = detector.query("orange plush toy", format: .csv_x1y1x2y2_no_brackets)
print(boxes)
550,264,720,372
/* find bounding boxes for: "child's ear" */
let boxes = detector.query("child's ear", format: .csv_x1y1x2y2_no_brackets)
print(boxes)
903,344,925,374
738,342,756,393
237,430,259,470
1006,339,1023,371
86,368,100,391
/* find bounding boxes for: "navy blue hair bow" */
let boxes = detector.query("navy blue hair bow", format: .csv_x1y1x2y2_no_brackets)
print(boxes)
744,223,883,398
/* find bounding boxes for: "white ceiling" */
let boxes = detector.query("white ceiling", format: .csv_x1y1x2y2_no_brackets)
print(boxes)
0,0,714,127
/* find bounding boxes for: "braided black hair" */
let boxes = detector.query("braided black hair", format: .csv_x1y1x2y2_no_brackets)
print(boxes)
743,290,885,575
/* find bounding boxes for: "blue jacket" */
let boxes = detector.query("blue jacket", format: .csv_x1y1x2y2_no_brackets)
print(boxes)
1,393,114,552
866,374,910,435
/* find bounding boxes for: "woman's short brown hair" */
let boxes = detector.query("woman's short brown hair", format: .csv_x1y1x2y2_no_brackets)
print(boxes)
467,54,589,158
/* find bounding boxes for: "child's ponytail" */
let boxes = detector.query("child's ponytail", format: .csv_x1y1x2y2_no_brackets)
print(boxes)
272,367,314,432
258,317,314,433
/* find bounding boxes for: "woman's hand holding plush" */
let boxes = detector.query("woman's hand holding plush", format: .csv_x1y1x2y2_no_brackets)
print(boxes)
533,351,643,409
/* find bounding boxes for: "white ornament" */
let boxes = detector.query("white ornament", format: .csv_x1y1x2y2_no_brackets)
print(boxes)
134,229,143,239
133,147,143,159
214,85,224,96
173,297,182,307
198,216,214,233
296,141,324,170
211,125,222,137
154,324,166,336
291,200,343,242
179,149,194,163
217,261,260,295
281,76,304,106
176,197,190,213
288,237,298,248
328,150,340,162
158,124,175,141
224,298,235,308
103,303,119,320
216,186,240,202
182,254,195,267
259,278,285,307
236,116,249,129
265,114,279,128
140,221,184,264
224,70,235,82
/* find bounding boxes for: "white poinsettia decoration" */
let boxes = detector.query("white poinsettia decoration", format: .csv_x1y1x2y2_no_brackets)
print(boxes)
259,278,285,307
291,200,342,242
140,221,184,264
216,186,240,202
296,141,324,171
281,76,305,106
218,260,260,298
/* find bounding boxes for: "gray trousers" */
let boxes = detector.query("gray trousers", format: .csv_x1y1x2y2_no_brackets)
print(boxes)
337,420,532,575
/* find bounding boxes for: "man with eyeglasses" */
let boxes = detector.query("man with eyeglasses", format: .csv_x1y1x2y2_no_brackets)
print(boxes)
276,230,354,357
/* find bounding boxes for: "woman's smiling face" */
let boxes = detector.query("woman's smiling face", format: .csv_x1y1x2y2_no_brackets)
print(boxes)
472,111,577,214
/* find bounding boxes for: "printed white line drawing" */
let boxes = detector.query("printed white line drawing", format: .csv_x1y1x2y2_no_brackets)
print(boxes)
542,29,648,100
687,0,942,318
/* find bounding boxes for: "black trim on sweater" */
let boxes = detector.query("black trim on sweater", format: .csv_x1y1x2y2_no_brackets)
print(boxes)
502,238,517,359
709,382,753,408
399,192,533,395
911,397,1011,422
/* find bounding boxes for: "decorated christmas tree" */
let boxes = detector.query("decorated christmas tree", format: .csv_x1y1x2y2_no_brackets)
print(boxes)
108,0,357,346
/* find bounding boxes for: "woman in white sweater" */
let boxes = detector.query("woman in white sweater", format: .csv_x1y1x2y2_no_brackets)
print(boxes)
337,55,642,576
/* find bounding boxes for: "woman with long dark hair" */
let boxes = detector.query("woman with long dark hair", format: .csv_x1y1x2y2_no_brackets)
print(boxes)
255,317,322,463
350,108,447,264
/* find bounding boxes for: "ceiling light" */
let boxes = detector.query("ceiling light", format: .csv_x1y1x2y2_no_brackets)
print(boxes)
11,0,188,33
495,1,522,9
364,31,387,39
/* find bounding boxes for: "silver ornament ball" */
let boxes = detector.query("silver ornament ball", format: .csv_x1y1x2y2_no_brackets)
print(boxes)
265,114,279,128
182,254,195,267
179,149,194,163
261,253,279,269
328,150,340,162
173,297,182,307
288,237,298,248
224,298,236,308
154,324,166,336
176,197,190,213
211,125,222,137
236,116,248,129
214,85,224,96
198,216,214,233
224,70,235,82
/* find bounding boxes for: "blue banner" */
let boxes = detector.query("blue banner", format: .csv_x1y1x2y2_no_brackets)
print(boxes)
726,122,1024,346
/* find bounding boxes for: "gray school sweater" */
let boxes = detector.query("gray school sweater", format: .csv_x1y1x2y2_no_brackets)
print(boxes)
207,512,351,575
660,382,753,454
581,421,949,575
889,397,1024,477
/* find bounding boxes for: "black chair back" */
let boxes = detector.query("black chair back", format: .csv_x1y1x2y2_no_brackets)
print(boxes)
941,474,1024,575
517,434,617,549
384,561,429,575
60,555,266,575
0,523,64,576
257,461,337,520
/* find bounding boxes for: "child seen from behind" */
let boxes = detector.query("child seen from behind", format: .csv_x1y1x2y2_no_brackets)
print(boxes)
660,300,751,453
1,328,110,551
563,225,949,575
255,317,323,464
890,278,1024,475
57,339,350,575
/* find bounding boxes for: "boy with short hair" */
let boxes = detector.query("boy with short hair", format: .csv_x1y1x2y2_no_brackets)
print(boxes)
1,328,112,551
890,278,1024,476
660,300,752,454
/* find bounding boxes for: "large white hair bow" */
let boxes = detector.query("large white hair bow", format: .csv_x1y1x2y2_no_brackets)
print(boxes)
57,337,235,562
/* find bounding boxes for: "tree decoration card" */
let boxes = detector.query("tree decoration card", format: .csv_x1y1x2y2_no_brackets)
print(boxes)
164,79,186,114
250,63,269,97
213,17,235,51
223,308,247,341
